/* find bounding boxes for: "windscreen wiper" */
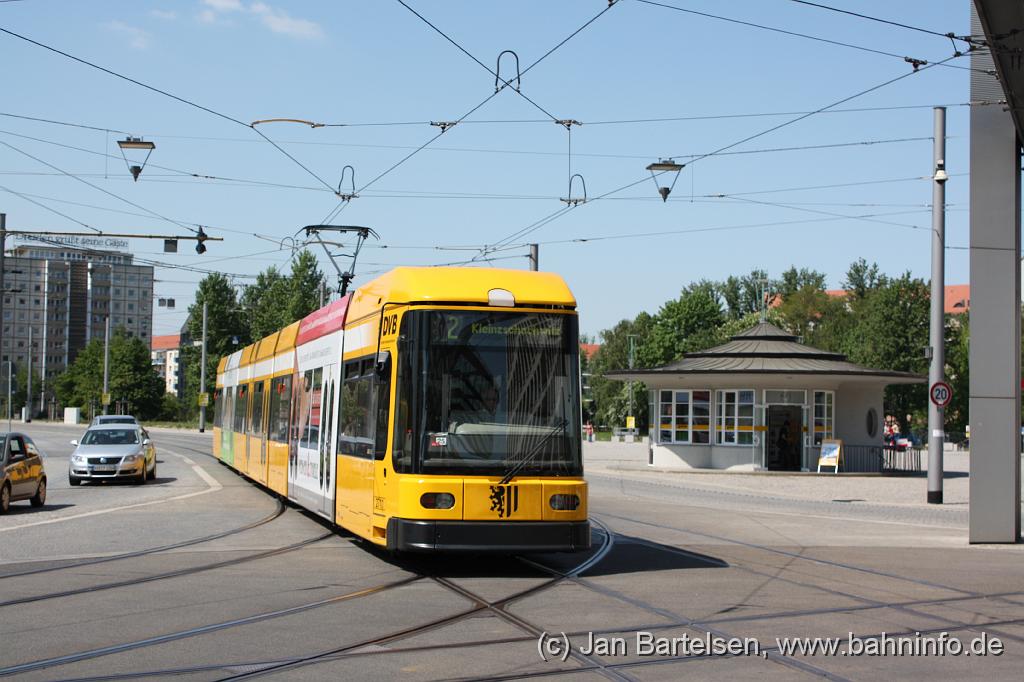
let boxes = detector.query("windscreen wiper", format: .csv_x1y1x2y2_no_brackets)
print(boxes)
498,419,568,485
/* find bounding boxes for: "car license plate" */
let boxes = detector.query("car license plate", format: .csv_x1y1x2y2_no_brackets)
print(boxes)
92,464,117,472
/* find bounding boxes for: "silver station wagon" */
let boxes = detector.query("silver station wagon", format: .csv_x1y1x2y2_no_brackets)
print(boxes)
68,426,156,485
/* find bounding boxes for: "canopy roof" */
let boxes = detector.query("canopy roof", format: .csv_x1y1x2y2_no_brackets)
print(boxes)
607,322,924,384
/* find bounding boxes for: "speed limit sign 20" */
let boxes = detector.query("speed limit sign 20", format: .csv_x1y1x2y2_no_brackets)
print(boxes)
930,381,952,408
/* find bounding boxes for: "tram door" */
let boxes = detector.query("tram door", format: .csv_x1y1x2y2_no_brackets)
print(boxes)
252,380,267,483
291,331,342,519
317,364,339,518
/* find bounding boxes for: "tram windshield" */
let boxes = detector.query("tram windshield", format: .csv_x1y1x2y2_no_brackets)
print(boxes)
393,309,582,477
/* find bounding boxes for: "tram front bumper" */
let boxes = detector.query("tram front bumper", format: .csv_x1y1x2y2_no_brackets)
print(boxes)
386,518,591,553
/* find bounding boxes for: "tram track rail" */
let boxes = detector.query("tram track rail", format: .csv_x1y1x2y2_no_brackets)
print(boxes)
19,514,1024,682
4,521,618,681
0,575,425,678
0,530,334,608
595,510,1024,642
0,499,286,580
4,430,1015,681
213,520,627,681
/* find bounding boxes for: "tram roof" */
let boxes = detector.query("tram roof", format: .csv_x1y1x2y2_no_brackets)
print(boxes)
348,267,576,321
277,321,300,353
255,331,279,361
239,342,258,366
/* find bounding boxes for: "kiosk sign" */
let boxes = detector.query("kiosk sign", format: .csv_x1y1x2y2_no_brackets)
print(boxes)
929,381,952,408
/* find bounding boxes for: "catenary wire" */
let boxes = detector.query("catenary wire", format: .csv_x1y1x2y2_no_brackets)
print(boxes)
0,183,98,232
786,0,964,41
636,0,991,74
0,137,198,234
394,0,617,123
316,2,620,220
0,26,337,193
481,56,959,254
0,125,941,182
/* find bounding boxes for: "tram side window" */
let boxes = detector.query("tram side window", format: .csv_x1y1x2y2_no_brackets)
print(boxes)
374,353,391,460
224,387,234,432
213,389,223,428
392,347,413,473
250,380,266,435
268,375,292,443
234,383,249,433
338,358,373,458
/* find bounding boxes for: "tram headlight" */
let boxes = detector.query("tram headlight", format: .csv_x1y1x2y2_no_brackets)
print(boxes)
420,492,455,509
549,494,580,511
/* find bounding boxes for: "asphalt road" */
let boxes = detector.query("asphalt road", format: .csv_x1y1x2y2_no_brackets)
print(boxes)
1,423,1022,681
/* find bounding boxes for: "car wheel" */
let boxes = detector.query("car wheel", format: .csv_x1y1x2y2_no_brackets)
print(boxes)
0,483,9,514
69,476,82,486
137,466,147,485
30,478,46,507
150,463,157,482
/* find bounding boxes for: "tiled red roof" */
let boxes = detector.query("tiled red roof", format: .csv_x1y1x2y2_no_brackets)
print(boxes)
580,343,601,360
945,284,970,315
151,334,181,351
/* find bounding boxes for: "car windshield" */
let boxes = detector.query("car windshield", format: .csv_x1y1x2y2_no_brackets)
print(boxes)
81,429,140,445
97,417,135,424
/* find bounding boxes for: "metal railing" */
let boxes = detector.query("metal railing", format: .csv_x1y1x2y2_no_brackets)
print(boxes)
882,447,922,473
810,444,923,474
841,444,884,473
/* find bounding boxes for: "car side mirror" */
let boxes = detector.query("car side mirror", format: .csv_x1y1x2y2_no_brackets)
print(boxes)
143,438,151,445
70,439,79,446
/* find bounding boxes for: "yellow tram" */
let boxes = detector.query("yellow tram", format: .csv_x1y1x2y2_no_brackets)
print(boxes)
212,267,589,552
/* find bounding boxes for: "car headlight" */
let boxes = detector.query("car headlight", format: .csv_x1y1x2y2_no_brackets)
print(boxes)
123,454,142,463
71,455,85,464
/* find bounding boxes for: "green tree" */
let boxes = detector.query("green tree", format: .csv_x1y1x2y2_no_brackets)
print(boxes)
844,273,930,434
944,313,969,437
841,258,886,301
1,363,42,418
775,266,827,300
588,313,655,429
54,328,164,419
639,285,724,367
776,284,828,343
287,250,327,322
158,393,183,422
242,266,293,340
718,269,769,320
180,274,247,417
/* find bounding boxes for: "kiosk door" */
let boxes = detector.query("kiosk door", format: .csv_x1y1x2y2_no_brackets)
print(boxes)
766,405,803,471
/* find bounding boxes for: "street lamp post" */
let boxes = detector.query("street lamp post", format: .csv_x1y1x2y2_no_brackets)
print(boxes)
627,334,637,432
102,316,110,416
25,327,32,423
5,360,12,432
199,301,208,433
927,106,948,505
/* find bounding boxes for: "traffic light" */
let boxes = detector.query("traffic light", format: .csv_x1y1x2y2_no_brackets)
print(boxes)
195,226,208,254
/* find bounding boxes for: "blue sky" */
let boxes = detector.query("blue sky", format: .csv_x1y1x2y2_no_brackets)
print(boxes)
0,1,972,339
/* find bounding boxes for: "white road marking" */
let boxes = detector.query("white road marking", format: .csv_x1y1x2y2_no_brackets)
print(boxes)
0,449,221,533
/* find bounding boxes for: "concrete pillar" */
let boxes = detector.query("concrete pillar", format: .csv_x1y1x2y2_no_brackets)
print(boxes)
968,7,1022,543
